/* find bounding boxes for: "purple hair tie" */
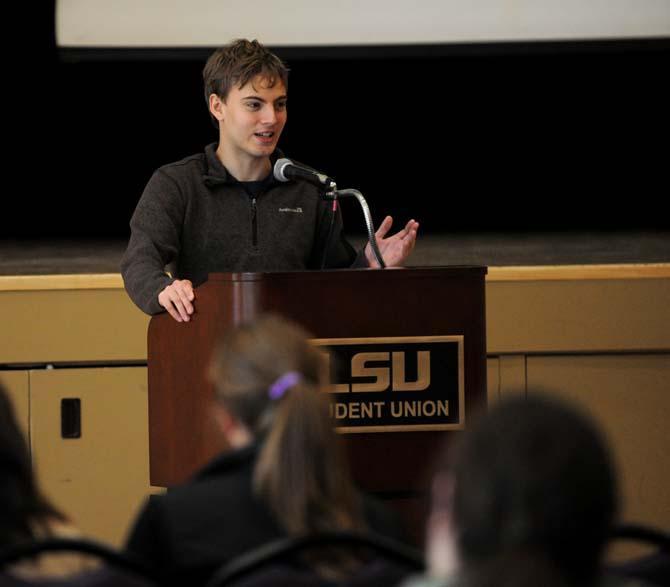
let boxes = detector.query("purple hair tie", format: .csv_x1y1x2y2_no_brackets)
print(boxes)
268,371,302,400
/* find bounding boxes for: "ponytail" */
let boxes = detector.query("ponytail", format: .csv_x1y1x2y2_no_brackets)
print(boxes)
254,378,361,535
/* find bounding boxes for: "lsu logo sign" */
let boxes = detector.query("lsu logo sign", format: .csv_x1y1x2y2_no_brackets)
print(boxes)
310,336,464,433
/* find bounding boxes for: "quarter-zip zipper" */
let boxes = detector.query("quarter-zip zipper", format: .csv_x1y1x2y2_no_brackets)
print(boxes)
250,197,258,248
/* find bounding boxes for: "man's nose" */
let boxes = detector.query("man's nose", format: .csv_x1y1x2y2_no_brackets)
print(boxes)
261,104,277,125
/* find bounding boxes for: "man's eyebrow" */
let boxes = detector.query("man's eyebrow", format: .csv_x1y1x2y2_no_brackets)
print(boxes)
242,94,287,102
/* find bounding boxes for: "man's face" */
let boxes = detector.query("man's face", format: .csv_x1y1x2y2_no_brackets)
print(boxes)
215,75,287,161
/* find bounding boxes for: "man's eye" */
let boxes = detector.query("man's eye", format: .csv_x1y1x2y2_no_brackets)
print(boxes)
276,101,287,111
246,101,261,110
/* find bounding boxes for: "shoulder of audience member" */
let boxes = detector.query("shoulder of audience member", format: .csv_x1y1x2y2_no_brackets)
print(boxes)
361,493,410,544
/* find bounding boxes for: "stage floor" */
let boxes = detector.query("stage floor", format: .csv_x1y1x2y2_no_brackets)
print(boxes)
1,231,669,275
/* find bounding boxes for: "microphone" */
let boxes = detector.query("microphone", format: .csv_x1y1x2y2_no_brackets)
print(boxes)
273,158,335,189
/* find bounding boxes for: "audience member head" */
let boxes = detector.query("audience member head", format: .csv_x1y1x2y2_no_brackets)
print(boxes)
0,382,64,549
208,313,361,536
428,393,618,586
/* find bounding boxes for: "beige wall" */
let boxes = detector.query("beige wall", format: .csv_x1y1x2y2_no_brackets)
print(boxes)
1,266,669,548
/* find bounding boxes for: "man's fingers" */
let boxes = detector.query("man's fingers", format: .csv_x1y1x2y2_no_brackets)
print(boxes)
400,219,418,238
173,281,196,317
409,221,419,241
375,216,393,239
402,221,419,245
159,293,184,322
158,280,196,322
174,282,195,313
170,292,191,322
181,280,195,301
164,303,182,322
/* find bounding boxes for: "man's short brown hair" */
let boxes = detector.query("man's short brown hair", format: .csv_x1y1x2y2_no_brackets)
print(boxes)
203,39,289,127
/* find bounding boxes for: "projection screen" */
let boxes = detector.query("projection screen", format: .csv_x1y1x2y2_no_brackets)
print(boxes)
56,0,670,48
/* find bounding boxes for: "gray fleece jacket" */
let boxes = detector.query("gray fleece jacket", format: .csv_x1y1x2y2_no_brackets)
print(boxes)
121,144,362,315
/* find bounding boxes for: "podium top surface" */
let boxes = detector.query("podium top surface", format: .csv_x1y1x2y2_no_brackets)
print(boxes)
206,266,488,282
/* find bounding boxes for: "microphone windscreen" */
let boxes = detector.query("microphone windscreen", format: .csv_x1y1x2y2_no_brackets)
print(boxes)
273,158,292,182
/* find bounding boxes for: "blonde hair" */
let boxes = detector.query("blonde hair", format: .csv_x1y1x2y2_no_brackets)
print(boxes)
208,314,362,536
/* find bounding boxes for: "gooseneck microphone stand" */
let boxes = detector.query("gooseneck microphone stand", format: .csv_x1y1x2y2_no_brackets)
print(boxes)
272,159,385,268
320,181,386,269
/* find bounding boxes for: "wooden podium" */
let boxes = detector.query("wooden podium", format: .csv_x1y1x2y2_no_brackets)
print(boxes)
148,266,487,541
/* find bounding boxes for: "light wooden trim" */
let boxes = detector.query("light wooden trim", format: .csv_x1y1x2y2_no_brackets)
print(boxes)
487,264,670,281
1,263,668,291
0,274,124,292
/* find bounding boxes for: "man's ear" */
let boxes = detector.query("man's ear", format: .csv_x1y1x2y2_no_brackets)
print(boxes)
209,93,226,122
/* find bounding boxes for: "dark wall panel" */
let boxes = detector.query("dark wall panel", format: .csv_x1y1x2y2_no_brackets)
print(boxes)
6,4,668,238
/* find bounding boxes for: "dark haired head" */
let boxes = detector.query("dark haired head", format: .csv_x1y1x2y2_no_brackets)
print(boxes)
447,394,618,585
203,39,289,128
